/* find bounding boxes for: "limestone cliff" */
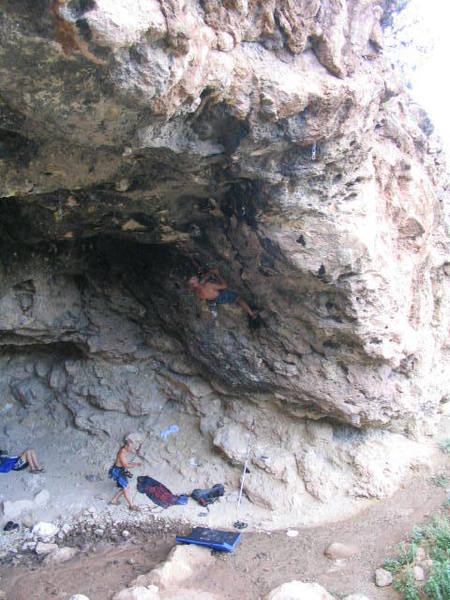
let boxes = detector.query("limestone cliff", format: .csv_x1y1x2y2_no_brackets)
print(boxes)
0,1,448,517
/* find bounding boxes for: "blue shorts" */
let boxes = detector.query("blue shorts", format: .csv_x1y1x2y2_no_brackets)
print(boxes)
0,456,28,473
109,466,130,489
207,289,238,306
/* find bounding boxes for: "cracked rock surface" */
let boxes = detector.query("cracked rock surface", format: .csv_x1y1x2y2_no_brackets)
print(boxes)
0,0,449,521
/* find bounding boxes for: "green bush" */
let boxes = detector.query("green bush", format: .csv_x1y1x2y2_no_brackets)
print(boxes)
384,515,450,600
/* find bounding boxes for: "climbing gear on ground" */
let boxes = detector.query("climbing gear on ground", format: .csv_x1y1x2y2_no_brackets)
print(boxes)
192,483,225,506
137,475,188,508
233,422,255,530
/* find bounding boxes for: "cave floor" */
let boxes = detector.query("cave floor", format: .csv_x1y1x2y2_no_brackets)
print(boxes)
1,452,448,600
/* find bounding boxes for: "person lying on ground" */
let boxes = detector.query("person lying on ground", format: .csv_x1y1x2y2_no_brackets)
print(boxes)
187,268,257,318
108,436,142,511
0,448,44,474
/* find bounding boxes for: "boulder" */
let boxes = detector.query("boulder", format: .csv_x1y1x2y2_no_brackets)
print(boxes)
2,499,34,521
265,581,334,600
143,545,213,590
32,521,59,541
375,568,393,587
324,543,359,560
44,546,78,564
112,587,160,600
35,542,58,556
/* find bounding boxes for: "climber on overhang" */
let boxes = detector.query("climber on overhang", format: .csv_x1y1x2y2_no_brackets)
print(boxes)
188,268,258,320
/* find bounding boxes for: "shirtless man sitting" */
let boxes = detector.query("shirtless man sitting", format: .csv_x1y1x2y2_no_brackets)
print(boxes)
108,437,142,511
188,268,257,318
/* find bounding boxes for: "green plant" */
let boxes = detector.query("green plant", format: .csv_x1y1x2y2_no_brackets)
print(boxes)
384,515,450,600
394,567,419,600
425,558,450,600
384,542,417,574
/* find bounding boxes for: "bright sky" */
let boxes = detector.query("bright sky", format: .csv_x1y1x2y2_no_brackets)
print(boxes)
396,0,450,155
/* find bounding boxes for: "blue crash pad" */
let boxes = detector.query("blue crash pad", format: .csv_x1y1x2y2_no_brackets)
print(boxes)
176,527,242,552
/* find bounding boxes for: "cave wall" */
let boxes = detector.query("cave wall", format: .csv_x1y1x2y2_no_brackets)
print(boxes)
0,0,449,513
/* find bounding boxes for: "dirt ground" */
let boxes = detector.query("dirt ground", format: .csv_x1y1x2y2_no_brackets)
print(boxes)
1,454,448,600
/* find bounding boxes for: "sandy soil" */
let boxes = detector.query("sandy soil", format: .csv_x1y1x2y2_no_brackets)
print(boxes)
1,452,448,600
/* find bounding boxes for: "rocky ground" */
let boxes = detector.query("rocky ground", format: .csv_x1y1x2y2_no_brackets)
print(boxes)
0,434,448,600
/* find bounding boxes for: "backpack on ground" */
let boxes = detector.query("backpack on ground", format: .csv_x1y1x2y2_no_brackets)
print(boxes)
191,483,225,506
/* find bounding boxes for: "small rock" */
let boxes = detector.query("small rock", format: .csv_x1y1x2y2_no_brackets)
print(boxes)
94,528,104,537
44,546,78,564
21,541,35,551
420,559,433,569
32,521,59,542
343,595,371,600
325,543,359,560
375,568,393,587
413,566,425,581
35,542,58,556
265,580,334,599
122,530,130,539
286,530,299,537
115,179,130,192
70,595,90,600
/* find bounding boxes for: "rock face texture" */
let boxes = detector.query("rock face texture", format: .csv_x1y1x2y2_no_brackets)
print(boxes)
0,1,449,517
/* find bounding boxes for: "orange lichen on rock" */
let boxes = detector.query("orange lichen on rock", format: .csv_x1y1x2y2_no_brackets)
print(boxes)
50,0,105,65
51,0,81,56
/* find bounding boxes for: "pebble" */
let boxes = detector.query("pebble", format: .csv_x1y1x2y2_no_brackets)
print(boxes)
286,530,299,537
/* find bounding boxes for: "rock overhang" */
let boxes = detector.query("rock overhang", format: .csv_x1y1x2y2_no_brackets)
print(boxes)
0,0,449,521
